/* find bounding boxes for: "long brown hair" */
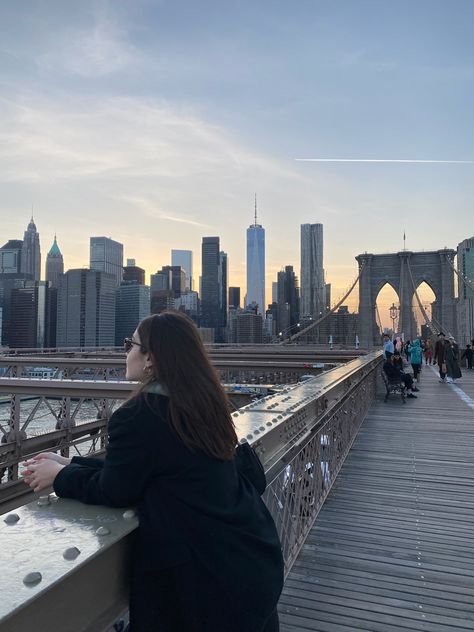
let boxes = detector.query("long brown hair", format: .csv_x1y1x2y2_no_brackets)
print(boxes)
135,311,237,460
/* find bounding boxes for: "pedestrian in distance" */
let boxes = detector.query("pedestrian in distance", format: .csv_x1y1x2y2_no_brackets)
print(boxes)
424,338,433,365
445,337,462,383
383,333,394,360
461,344,473,370
23,311,284,632
408,338,423,384
433,332,448,382
383,354,418,398
392,351,419,391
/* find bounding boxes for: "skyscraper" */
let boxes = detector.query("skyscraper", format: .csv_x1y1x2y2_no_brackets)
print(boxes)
45,235,64,289
115,283,150,345
219,251,228,328
277,265,300,336
457,237,474,346
21,217,41,281
90,237,124,286
0,240,23,274
229,287,241,308
171,250,193,291
246,197,265,314
9,281,51,348
57,269,116,346
201,237,220,330
300,223,324,319
123,259,145,285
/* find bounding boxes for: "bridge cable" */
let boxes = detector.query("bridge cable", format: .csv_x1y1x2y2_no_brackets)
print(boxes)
445,253,474,295
280,262,366,344
406,258,442,337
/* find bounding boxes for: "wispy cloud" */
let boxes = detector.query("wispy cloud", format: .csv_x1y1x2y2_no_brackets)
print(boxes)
295,158,474,164
36,11,143,78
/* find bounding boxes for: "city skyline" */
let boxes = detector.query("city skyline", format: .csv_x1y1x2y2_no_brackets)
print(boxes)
1,1,474,327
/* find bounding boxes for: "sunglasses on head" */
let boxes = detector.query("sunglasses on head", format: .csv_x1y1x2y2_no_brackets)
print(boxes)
124,337,143,353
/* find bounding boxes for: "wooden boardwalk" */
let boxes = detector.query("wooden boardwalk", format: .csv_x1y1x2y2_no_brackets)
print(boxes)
279,364,474,631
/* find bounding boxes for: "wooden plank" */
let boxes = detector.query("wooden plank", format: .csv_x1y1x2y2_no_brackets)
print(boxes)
279,368,474,630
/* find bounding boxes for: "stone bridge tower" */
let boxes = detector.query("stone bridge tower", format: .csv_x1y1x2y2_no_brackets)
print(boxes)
355,249,457,347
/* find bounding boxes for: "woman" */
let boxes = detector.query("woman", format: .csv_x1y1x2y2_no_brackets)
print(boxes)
23,312,284,632
408,338,423,383
445,337,462,383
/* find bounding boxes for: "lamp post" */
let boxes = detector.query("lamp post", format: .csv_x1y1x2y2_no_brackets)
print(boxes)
389,303,398,334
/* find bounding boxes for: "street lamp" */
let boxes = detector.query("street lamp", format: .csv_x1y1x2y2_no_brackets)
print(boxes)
389,303,398,334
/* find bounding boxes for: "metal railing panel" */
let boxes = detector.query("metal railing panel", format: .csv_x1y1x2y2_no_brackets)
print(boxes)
0,352,382,630
0,497,138,632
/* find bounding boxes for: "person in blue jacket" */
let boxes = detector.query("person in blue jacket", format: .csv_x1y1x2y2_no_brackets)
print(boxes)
408,338,423,383
24,311,284,632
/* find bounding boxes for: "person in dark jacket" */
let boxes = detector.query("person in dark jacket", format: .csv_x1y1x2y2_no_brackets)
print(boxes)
445,337,462,383
23,311,284,632
433,332,447,382
392,352,419,391
461,344,473,370
383,355,417,398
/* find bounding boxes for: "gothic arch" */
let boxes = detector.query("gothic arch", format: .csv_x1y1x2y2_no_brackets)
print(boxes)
356,249,456,347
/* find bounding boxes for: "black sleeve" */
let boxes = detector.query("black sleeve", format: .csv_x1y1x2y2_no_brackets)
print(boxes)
54,404,162,507
71,456,104,469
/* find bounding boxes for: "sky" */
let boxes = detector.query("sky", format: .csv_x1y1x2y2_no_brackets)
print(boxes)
1,0,473,326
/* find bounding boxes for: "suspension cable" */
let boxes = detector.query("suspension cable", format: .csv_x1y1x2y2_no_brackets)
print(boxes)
375,304,383,336
445,253,474,295
406,258,440,336
280,262,365,344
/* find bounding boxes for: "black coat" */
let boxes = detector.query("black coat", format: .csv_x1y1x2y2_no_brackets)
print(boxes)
54,393,284,630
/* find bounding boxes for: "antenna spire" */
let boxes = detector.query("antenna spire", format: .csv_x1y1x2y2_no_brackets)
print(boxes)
254,193,257,226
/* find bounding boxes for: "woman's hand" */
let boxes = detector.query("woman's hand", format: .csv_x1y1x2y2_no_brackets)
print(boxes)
23,452,71,467
23,460,65,493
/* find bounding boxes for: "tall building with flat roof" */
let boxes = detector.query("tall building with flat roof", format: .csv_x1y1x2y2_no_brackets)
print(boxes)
171,250,193,291
57,269,116,347
0,240,23,274
201,237,220,330
9,281,51,348
246,198,265,314
229,287,240,309
219,251,228,328
236,310,263,343
45,235,64,289
123,259,145,285
21,217,41,281
90,236,124,286
301,223,324,319
457,236,474,346
115,283,150,345
277,265,300,337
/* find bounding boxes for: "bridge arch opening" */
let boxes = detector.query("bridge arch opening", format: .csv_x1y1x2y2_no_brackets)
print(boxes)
412,281,436,338
375,283,399,336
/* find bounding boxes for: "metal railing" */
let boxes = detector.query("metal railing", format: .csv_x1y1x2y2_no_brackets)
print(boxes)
0,352,382,631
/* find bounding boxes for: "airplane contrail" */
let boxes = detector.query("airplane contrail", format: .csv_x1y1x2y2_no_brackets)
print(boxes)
295,158,474,163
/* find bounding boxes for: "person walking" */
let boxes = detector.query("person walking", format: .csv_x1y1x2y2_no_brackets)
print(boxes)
446,337,462,383
433,332,448,382
424,338,433,365
461,344,473,370
408,338,423,384
23,311,284,632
